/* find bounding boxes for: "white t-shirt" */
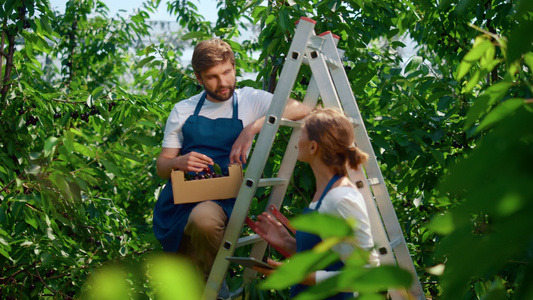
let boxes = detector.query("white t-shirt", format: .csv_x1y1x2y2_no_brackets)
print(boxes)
309,186,380,283
162,87,273,148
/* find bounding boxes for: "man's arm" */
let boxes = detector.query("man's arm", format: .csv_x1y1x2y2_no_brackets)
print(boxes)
156,147,214,179
230,98,311,165
283,98,311,121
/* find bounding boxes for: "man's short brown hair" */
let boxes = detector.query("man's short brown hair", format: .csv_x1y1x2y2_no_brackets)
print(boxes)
191,39,235,75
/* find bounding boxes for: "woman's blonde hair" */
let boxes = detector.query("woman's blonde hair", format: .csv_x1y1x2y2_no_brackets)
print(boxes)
191,38,235,75
304,107,368,175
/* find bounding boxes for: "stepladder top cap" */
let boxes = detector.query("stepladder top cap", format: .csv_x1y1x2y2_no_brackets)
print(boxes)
319,31,340,40
295,16,316,25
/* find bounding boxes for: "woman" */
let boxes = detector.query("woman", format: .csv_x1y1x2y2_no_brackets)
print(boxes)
252,107,379,299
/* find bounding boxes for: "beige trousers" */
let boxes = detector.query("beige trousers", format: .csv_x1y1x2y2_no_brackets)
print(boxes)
179,201,227,279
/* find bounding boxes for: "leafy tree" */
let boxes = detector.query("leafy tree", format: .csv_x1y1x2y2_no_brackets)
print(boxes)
1,0,532,299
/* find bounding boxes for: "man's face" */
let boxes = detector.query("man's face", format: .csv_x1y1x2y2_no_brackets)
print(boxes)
196,60,236,102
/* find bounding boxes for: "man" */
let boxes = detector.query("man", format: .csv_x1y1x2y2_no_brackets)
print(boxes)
153,38,309,299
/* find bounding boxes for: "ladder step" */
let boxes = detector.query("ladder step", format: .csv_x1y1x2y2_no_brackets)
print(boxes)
257,178,288,187
377,236,403,256
390,236,403,249
347,117,360,127
280,117,359,128
237,234,263,247
280,118,303,128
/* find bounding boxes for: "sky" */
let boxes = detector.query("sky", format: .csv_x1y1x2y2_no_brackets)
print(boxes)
48,0,219,22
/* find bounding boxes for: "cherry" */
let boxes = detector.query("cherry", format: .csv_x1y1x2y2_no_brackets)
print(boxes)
71,110,79,119
108,101,116,111
80,112,89,122
25,115,37,126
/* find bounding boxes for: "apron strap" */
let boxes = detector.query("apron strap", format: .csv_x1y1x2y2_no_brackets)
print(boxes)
193,92,207,116
232,92,238,119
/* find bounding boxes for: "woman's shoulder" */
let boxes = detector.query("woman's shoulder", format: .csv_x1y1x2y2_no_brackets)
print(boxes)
328,186,361,197
323,186,363,205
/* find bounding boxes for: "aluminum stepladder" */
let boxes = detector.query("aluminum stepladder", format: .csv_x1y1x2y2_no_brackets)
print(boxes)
203,17,425,300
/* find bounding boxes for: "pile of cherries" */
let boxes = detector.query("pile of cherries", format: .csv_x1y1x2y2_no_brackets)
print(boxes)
185,164,227,181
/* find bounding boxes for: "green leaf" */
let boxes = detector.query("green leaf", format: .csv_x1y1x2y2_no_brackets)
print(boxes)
405,56,423,74
291,212,354,239
260,250,340,290
146,255,204,300
41,252,53,265
136,56,156,69
49,173,72,200
74,142,96,158
84,265,131,300
463,38,493,62
456,60,473,81
40,16,53,34
464,81,512,130
63,129,74,153
474,281,487,298
464,69,480,93
91,86,105,98
251,5,267,24
25,212,39,229
341,265,413,292
181,31,209,40
428,213,455,235
114,150,143,163
130,133,159,147
507,20,533,63
476,98,524,133
44,136,60,157
429,148,446,168
100,159,125,178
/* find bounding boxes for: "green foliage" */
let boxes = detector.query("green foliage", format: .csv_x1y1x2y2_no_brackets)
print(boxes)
259,213,413,299
1,0,532,299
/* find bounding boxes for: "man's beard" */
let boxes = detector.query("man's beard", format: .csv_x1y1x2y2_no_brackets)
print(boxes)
204,82,236,102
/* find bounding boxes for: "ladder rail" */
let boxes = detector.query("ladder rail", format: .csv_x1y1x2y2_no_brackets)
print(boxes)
202,17,318,300
320,32,425,299
241,66,324,284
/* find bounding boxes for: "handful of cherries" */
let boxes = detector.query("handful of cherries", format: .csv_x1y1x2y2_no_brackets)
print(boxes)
185,163,226,181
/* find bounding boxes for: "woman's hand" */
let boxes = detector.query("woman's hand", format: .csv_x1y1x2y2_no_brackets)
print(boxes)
253,258,282,276
254,213,297,255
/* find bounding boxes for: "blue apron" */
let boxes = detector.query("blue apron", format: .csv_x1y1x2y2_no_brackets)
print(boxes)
153,92,243,252
290,174,352,299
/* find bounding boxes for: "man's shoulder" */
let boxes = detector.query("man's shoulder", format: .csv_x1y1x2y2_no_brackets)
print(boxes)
173,92,203,109
236,86,272,99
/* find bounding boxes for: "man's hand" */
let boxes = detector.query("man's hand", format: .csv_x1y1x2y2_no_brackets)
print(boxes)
177,151,214,172
230,125,256,165
156,147,213,179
